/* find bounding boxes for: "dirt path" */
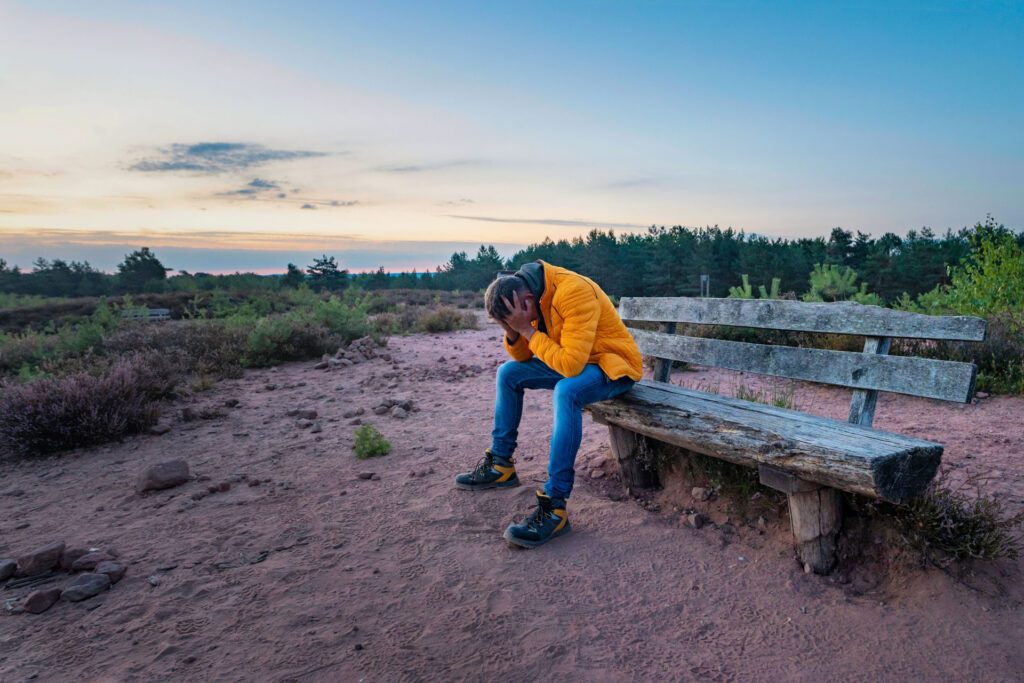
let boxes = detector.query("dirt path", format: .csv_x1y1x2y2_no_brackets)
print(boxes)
1,319,1022,681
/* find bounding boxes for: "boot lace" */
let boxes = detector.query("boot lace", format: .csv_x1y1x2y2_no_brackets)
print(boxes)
526,502,552,531
470,452,494,481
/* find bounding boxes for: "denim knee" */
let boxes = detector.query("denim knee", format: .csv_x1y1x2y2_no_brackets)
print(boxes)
552,380,580,408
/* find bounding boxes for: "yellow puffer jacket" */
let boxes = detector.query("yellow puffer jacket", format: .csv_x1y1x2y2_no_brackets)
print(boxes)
503,261,643,380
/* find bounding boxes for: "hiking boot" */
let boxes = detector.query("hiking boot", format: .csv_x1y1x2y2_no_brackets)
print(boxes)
454,450,520,490
503,491,570,548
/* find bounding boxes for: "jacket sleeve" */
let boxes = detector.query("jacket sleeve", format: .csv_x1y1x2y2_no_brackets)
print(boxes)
503,333,534,362
527,284,599,377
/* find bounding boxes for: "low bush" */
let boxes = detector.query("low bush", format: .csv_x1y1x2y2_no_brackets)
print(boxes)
0,358,162,456
417,306,478,333
353,424,391,459
860,470,1024,564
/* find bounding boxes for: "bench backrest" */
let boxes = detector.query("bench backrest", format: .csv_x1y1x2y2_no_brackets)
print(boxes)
619,297,987,427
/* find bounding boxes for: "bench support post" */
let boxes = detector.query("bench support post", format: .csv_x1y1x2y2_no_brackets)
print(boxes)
607,425,660,494
759,465,841,574
788,487,842,574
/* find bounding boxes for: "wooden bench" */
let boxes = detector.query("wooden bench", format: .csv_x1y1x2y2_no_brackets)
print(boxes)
587,297,987,573
121,308,171,321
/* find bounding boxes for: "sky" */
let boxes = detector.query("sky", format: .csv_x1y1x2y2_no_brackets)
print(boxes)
1,0,1021,274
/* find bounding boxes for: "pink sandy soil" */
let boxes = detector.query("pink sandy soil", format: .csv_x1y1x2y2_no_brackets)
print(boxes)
1,315,1022,680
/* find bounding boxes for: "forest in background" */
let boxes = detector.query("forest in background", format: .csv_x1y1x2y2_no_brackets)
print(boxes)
3,216,1021,304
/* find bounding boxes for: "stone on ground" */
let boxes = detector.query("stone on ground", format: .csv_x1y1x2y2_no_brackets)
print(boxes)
16,541,65,577
95,561,127,584
23,588,62,614
0,558,16,581
137,460,190,493
71,552,116,572
61,573,111,602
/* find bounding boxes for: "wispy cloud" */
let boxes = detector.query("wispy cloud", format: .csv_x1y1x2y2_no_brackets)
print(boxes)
448,215,647,230
131,142,327,174
300,203,317,210
439,198,475,206
219,177,281,196
377,159,479,173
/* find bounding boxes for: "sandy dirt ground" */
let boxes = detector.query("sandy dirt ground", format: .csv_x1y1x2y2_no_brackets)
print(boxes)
1,315,1022,681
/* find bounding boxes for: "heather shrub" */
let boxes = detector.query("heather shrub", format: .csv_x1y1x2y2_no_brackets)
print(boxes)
0,357,162,456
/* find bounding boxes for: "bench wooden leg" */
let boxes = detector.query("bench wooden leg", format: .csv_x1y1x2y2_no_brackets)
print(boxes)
758,465,841,574
788,487,842,574
607,425,660,494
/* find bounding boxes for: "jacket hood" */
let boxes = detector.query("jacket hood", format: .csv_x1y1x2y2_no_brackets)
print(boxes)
515,260,547,334
514,261,546,301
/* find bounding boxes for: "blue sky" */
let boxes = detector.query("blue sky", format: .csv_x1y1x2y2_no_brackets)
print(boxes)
1,0,1021,273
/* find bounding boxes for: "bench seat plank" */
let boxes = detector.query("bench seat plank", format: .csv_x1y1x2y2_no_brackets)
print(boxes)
631,328,977,402
620,297,987,341
587,380,942,503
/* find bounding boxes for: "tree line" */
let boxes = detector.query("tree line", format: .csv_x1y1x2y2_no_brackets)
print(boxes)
2,218,1019,303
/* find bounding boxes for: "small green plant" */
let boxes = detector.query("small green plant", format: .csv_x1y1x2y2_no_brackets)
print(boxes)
802,264,883,306
353,424,391,459
728,274,782,299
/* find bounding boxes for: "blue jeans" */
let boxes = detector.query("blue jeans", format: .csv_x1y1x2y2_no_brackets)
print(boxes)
490,358,635,499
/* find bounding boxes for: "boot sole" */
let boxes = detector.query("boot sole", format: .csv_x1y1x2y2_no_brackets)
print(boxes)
503,522,571,548
454,479,521,491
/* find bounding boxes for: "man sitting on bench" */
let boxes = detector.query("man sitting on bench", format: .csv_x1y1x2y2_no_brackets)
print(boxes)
454,260,643,548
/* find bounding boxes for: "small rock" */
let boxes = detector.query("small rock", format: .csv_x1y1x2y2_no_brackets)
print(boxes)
0,559,16,581
314,361,329,370
23,588,62,614
685,513,706,529
149,576,160,586
265,383,278,390
4,488,25,497
310,422,323,434
218,481,231,492
691,487,713,502
61,573,111,602
137,460,190,493
72,552,115,572
349,418,362,425
423,446,438,453
248,479,261,487
148,424,171,435
976,391,990,399
94,561,127,584
181,407,198,422
296,419,314,429
16,541,65,577
371,474,381,481
342,409,359,418
358,472,375,480
354,643,364,651
297,409,318,420
224,398,240,408
390,406,408,419
286,409,300,417
589,469,604,479
372,405,389,415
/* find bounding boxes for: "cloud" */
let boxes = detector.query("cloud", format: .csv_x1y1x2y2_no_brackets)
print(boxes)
377,159,478,173
330,200,358,207
440,198,475,206
131,143,326,174
447,215,647,230
219,177,282,197
301,203,317,210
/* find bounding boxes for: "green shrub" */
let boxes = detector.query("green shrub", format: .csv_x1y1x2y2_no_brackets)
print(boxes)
353,424,391,459
417,306,477,333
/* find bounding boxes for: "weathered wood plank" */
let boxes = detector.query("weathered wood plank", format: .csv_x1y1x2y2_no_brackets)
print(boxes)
848,336,891,426
607,425,660,492
586,380,942,502
630,328,977,403
651,322,677,383
620,297,987,341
